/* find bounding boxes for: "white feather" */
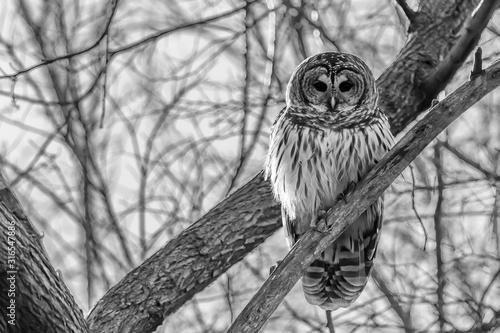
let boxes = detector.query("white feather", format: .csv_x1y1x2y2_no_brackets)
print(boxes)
265,112,394,242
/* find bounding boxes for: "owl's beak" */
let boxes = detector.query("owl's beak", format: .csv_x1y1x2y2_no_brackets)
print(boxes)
330,92,347,111
330,96,337,111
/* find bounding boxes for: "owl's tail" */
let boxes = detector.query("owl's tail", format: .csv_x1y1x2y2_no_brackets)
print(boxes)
301,210,381,311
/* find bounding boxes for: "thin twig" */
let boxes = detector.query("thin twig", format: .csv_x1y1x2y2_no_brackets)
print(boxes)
10,75,18,108
433,141,447,330
409,165,428,250
226,1,252,195
395,0,417,22
100,33,110,128
325,310,335,333
100,0,118,127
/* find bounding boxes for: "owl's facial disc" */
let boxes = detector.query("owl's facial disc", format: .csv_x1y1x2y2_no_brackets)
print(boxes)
300,64,367,114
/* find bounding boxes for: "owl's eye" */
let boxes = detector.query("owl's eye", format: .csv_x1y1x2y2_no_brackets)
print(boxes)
339,80,354,92
313,81,328,92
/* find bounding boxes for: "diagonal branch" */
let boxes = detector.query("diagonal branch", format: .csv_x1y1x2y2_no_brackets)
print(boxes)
226,57,500,333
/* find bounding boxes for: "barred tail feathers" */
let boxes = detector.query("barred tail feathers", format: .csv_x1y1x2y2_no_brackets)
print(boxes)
301,206,382,311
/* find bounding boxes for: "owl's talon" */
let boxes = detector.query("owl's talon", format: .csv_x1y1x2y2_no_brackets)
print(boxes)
338,181,357,204
338,192,348,204
312,209,328,231
269,260,283,275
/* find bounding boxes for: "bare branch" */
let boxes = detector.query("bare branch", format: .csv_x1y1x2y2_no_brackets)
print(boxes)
395,0,417,22
433,141,446,330
325,310,335,333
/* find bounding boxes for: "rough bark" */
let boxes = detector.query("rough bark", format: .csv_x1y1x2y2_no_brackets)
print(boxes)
0,175,88,333
378,0,489,132
88,1,499,332
87,174,280,332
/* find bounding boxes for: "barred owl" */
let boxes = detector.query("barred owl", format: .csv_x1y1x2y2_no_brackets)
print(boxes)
265,52,394,310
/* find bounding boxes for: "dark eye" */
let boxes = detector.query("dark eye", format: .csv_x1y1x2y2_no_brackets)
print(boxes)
339,80,354,92
312,81,328,92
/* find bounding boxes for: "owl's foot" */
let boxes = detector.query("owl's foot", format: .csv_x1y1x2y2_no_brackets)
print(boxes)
337,181,357,204
269,260,283,275
311,209,328,232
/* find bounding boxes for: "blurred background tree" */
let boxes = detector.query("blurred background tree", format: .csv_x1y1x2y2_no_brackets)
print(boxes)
0,0,499,332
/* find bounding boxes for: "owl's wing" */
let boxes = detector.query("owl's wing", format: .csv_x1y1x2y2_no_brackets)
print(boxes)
301,199,383,311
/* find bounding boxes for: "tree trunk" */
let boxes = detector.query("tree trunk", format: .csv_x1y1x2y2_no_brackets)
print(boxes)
0,176,88,333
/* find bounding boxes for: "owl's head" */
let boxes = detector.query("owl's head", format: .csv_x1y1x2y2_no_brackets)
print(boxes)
285,52,378,123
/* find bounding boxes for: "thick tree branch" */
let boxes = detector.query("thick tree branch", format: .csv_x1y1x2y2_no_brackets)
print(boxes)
87,175,280,332
226,57,500,333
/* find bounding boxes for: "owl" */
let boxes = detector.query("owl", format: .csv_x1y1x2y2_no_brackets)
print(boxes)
265,52,394,310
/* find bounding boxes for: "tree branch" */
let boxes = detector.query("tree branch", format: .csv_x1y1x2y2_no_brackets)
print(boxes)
395,0,417,23
87,173,280,332
433,142,446,330
226,57,500,333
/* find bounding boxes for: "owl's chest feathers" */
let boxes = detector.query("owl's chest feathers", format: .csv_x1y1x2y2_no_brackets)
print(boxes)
267,116,391,221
